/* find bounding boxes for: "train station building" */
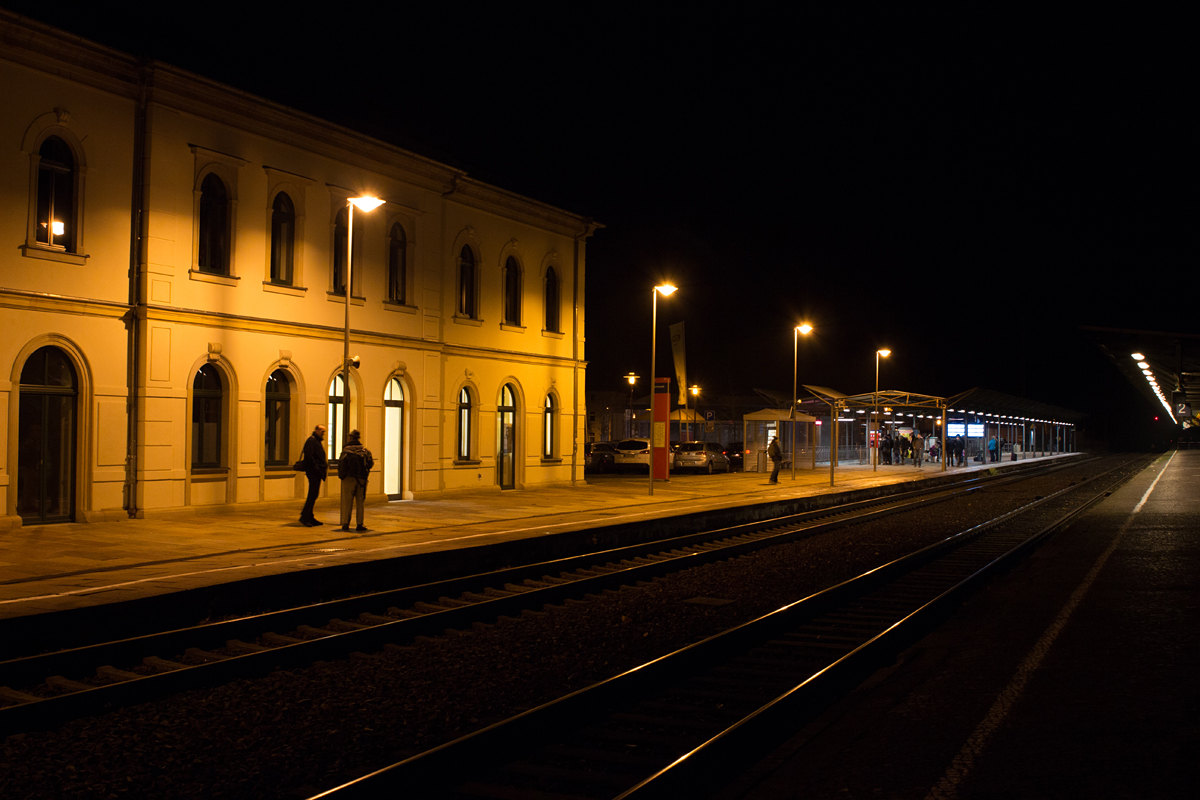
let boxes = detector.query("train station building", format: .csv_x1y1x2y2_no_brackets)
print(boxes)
0,13,598,528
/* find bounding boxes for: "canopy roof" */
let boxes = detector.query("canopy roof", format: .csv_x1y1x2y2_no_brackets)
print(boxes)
743,408,817,422
944,388,1083,425
1084,325,1200,427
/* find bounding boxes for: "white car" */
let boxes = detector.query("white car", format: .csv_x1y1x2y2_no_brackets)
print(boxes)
672,441,731,473
613,438,653,471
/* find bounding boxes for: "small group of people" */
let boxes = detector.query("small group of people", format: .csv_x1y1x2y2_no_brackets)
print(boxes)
878,431,925,466
987,435,1007,463
296,424,375,532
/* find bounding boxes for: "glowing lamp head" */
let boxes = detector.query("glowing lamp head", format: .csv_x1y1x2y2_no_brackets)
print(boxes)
655,284,677,296
797,323,813,335
625,373,638,386
878,349,891,358
348,196,385,212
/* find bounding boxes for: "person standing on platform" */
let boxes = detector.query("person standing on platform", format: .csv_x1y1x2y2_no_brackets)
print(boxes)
913,431,923,467
988,435,999,462
955,434,965,466
298,424,327,527
337,429,374,532
767,436,783,484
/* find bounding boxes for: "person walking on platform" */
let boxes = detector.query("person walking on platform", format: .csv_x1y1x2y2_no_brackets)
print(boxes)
337,429,374,532
767,436,783,483
298,424,328,526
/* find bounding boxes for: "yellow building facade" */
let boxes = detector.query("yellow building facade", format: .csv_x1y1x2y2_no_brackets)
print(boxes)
0,14,596,528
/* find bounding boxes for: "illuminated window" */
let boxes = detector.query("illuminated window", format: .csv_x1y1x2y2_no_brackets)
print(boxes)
326,374,348,460
269,193,295,285
384,378,405,497
388,223,407,304
544,267,560,332
264,370,290,465
543,394,556,458
457,387,473,460
192,365,223,468
458,246,477,318
503,256,521,325
35,137,76,252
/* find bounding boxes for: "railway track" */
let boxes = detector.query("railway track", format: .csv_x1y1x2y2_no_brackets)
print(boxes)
308,454,1148,800
0,456,1094,739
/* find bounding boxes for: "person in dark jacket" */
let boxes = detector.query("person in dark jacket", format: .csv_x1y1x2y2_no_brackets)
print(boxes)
299,425,328,526
767,437,783,484
338,429,374,532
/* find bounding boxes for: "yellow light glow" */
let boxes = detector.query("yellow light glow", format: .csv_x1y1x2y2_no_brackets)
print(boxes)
51,221,65,236
690,385,700,396
878,349,891,358
655,284,677,296
797,323,813,335
625,373,638,385
348,196,385,211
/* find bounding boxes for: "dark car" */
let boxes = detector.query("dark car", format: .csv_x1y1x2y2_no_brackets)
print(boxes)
726,441,745,471
585,441,617,472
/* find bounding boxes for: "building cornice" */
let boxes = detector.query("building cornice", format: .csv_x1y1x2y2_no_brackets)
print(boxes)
0,287,130,319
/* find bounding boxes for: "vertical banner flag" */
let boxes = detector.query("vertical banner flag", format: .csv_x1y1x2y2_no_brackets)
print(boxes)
669,322,687,405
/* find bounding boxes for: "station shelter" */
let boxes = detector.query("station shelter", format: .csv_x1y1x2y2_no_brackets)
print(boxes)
741,408,818,472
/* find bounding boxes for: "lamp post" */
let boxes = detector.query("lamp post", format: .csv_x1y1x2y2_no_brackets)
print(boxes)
792,323,812,481
625,373,638,438
341,196,384,453
874,348,890,472
649,284,676,496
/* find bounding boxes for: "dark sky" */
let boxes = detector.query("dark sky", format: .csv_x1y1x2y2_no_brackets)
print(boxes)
7,5,1193,430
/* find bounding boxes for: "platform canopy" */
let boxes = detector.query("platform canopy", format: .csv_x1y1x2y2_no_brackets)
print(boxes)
944,387,1084,425
742,408,817,423
833,390,947,412
1084,325,1200,428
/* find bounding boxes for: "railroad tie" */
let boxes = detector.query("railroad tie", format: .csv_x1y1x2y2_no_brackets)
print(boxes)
0,686,40,704
46,675,92,692
143,656,185,672
226,639,267,654
96,665,140,682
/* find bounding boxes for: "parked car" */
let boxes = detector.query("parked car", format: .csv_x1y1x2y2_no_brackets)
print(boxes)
585,441,617,472
672,441,731,473
613,438,653,471
726,441,745,471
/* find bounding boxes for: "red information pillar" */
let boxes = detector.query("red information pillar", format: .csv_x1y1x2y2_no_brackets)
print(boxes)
653,377,671,480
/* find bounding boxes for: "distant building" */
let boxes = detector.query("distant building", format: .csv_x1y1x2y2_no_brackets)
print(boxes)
0,13,598,527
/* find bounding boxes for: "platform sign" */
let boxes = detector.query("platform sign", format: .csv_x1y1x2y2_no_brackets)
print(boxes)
967,423,985,438
947,423,966,437
653,378,671,480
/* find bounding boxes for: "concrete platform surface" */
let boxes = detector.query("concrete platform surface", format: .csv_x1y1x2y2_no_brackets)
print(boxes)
0,456,1045,623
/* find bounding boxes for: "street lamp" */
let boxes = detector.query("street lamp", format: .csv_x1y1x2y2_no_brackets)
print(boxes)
625,373,639,438
649,283,676,496
792,323,812,481
341,195,385,452
874,348,890,472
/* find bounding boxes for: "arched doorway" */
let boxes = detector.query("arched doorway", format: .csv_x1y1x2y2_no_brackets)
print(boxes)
384,378,404,499
18,346,77,524
497,383,517,489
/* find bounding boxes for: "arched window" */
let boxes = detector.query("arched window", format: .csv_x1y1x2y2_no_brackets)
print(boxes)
192,364,223,468
544,267,560,333
265,369,290,465
198,173,229,275
270,193,295,285
327,374,348,460
384,378,405,497
498,384,517,489
36,137,75,251
388,223,407,304
457,387,472,460
18,346,78,523
458,245,476,318
503,256,521,325
543,394,556,458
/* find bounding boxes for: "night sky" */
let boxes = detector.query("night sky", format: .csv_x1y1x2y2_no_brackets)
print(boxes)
6,5,1192,441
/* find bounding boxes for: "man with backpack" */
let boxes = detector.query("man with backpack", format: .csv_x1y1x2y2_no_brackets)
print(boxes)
767,436,783,484
337,429,374,532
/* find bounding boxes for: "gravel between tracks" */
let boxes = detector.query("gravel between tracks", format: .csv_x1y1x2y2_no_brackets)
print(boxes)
0,460,1132,798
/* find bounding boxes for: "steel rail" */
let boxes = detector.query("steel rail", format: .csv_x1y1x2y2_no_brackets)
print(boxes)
0,456,1095,738
304,456,1143,799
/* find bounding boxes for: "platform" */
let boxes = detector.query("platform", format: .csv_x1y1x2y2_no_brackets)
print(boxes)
725,448,1198,800
0,455,1070,627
